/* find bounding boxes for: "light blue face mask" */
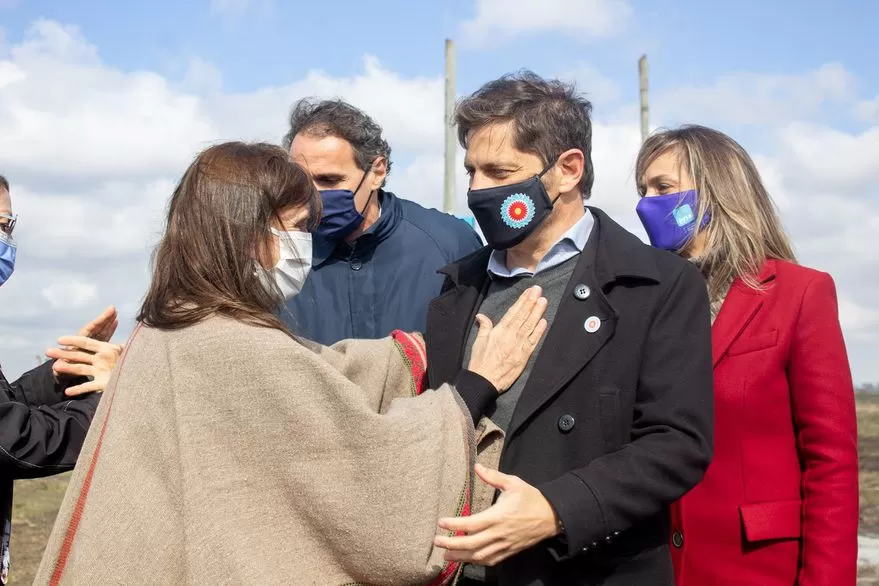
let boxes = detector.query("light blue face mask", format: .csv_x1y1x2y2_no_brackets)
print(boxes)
0,231,16,286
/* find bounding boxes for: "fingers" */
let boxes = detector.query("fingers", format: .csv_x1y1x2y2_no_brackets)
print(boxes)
64,380,102,397
443,540,511,566
438,509,495,534
98,317,119,341
435,529,496,553
518,294,548,339
46,348,96,365
52,361,94,378
474,463,515,491
498,286,541,328
56,336,105,354
527,319,548,347
473,314,493,341
78,306,118,341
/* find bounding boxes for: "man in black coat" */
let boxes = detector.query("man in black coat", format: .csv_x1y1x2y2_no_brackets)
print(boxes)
0,174,122,584
428,73,714,586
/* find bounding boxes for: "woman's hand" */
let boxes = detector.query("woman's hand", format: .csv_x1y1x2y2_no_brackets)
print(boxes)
46,336,124,396
467,286,548,393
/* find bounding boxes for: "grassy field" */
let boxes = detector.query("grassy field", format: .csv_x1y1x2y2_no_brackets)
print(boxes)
8,394,879,584
9,473,70,585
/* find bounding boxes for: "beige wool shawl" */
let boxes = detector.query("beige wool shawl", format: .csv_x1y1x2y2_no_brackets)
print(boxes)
34,316,503,586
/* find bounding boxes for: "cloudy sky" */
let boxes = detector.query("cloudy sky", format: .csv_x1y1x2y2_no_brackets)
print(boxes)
0,0,877,383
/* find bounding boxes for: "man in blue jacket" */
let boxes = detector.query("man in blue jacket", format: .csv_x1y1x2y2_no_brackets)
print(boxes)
282,99,482,344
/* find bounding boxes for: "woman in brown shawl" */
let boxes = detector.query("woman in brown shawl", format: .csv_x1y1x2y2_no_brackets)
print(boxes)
35,142,547,586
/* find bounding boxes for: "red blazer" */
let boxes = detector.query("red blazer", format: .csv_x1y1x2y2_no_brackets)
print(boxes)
670,259,859,585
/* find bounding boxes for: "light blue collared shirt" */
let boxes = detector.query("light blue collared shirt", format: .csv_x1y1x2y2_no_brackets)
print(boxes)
487,209,595,278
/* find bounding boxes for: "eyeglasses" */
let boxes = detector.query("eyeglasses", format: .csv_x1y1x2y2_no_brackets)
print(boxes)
0,214,16,237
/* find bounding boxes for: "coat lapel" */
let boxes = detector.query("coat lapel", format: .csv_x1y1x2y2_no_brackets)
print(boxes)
711,260,776,366
425,248,492,388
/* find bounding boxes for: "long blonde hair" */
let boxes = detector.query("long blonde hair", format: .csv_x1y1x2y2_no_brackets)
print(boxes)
636,125,796,302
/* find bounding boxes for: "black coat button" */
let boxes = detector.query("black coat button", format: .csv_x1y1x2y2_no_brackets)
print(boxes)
558,414,575,433
573,283,591,300
350,259,363,271
672,531,684,548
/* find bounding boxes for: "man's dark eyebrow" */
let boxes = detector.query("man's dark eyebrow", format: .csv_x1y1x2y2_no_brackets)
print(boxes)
483,162,522,172
313,173,345,182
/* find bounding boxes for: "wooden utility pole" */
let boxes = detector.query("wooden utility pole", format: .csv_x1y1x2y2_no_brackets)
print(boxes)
443,39,457,213
639,55,649,142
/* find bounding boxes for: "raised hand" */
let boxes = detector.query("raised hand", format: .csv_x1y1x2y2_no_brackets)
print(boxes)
467,286,548,392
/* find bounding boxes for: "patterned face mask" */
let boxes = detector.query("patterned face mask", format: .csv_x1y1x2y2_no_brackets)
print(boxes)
467,162,559,250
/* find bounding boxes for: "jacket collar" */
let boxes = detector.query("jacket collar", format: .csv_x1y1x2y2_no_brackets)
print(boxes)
711,258,778,366
438,206,661,289
312,190,402,267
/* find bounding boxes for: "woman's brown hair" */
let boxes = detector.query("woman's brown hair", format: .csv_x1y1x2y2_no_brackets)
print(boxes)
636,125,796,303
138,141,320,332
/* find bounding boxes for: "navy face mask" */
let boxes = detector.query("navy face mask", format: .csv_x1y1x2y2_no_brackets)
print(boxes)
315,169,375,242
467,163,558,250
636,189,710,251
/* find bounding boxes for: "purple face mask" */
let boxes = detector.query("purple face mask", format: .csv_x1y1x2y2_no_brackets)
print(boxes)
636,190,709,252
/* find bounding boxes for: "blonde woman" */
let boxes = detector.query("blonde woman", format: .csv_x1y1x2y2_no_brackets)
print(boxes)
635,125,858,585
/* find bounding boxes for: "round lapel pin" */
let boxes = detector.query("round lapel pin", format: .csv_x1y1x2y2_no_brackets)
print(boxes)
584,316,601,334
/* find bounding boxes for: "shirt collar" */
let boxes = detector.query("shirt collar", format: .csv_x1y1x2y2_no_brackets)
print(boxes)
487,209,594,278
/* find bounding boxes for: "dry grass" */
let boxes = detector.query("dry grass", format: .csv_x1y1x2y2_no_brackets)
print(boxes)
8,394,879,583
9,473,70,584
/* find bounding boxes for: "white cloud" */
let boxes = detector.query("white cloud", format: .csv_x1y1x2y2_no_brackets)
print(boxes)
459,0,632,46
856,96,879,123
655,63,857,127
775,123,879,192
207,55,445,153
0,21,217,181
839,298,879,336
556,64,621,105
41,277,98,310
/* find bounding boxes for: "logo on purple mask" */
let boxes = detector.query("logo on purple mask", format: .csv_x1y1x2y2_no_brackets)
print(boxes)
636,190,709,252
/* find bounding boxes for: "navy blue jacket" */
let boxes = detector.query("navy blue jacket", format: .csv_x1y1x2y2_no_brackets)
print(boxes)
284,190,482,344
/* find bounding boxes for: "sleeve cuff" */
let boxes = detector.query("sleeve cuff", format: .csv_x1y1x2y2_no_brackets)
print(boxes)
538,472,608,561
452,370,498,424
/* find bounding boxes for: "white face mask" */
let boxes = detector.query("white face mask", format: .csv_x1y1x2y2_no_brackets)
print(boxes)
257,228,312,300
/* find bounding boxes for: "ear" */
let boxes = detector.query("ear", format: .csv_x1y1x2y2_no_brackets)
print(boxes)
553,148,584,196
368,157,388,191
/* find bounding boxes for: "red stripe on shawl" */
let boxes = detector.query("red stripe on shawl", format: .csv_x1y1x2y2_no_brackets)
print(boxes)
428,486,472,586
391,330,472,585
49,324,142,586
390,330,427,395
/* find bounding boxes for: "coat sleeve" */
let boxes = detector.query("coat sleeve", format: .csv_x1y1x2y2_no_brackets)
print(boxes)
3,361,72,406
538,262,714,557
0,392,100,479
788,272,859,585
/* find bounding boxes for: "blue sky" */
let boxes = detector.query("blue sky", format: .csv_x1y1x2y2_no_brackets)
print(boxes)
0,0,878,382
4,0,878,105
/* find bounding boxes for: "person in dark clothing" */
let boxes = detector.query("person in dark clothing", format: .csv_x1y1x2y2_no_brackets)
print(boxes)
281,99,483,344
0,174,123,584
426,73,714,586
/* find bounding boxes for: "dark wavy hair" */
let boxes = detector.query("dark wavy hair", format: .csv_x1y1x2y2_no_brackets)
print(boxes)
455,70,595,197
283,98,392,186
138,142,320,332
